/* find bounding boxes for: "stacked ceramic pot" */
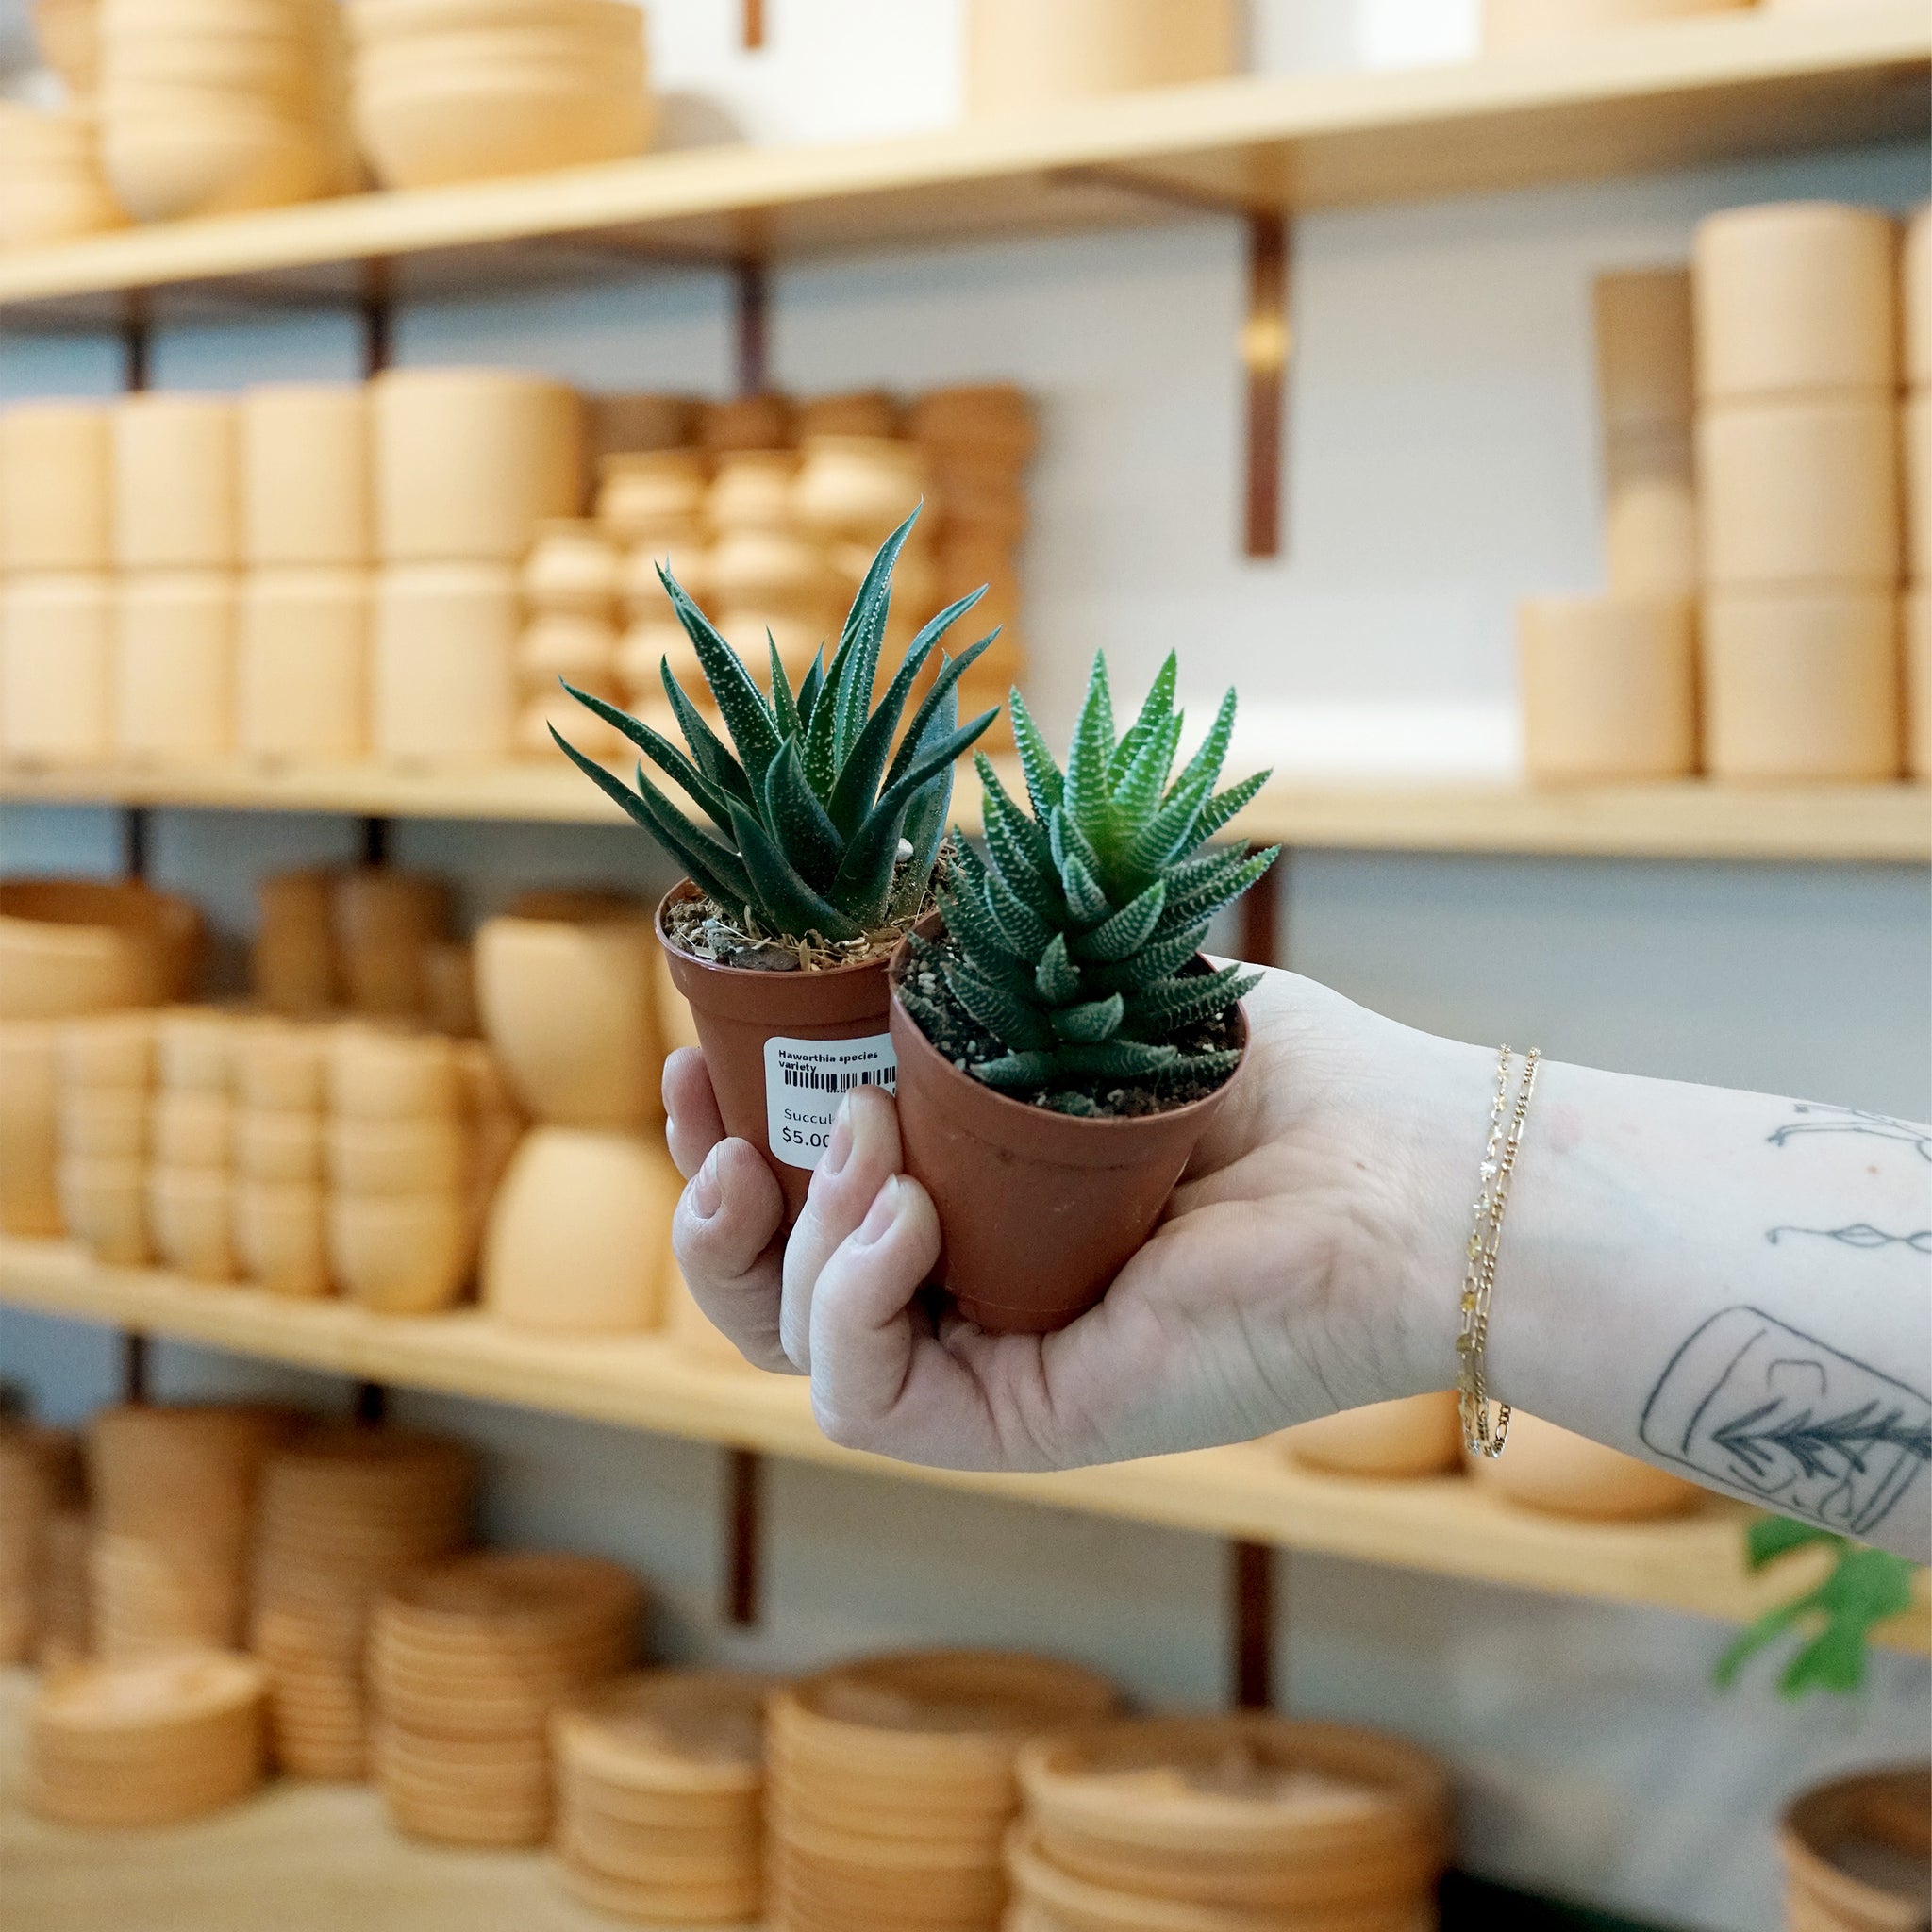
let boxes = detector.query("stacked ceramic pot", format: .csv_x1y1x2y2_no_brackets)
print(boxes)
1781,1767,1931,1932
33,0,101,97
325,1025,473,1315
252,868,339,1013
477,891,680,1336
791,424,929,660
516,518,625,758
602,445,714,731
964,0,1239,116
349,0,657,191
1281,1392,1464,1481
238,382,374,763
0,877,200,1241
912,385,1035,748
1483,0,1747,52
40,1494,94,1668
250,1424,474,1779
370,1550,644,1846
551,1669,778,1924
27,1652,270,1828
707,447,841,682
1905,205,1930,781
234,1017,331,1298
147,1008,241,1281
1695,202,1904,779
55,1011,157,1265
332,867,453,1017
0,400,116,766
1518,268,1702,787
1468,1410,1701,1520
97,0,351,223
0,104,123,248
1009,1715,1454,1930
86,1402,299,1661
766,1649,1118,1932
370,367,584,765
0,1423,81,1663
111,391,242,763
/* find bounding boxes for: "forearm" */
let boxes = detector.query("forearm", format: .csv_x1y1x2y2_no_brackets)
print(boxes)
1422,1058,1932,1560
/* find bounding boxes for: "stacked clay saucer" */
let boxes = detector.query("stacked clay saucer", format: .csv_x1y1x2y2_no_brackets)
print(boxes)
250,1424,475,1779
370,1550,644,1846
1010,1715,1452,1931
87,1403,301,1661
0,1422,80,1662
767,1649,1118,1932
27,1651,269,1828
551,1668,781,1925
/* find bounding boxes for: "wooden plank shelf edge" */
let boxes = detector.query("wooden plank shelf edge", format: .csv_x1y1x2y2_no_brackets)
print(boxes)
2,1238,1923,1651
3,762,1926,862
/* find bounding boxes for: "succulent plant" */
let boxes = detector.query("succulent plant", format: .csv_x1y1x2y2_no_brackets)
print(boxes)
552,512,998,949
898,651,1278,1113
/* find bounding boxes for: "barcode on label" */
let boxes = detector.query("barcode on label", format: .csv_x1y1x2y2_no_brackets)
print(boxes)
782,1065,896,1093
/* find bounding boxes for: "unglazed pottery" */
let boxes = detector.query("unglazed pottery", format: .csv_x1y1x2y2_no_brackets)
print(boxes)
792,435,927,546
1592,267,1693,435
1701,591,1902,781
1282,1393,1464,1479
147,1166,236,1281
152,1090,235,1169
372,562,519,763
0,574,114,765
1698,396,1900,589
965,0,1239,115
239,384,371,567
57,1089,148,1162
111,393,239,571
475,894,662,1129
1603,427,1698,596
1469,1412,1702,1519
1780,1768,1931,1932
0,879,203,1019
1905,389,1929,584
597,448,708,543
237,568,370,761
235,1179,330,1297
58,1156,151,1266
1906,203,1930,389
698,393,792,455
370,369,583,562
1518,594,1697,781
480,1126,677,1332
522,519,620,613
1693,201,1899,403
0,1022,62,1237
0,402,113,573
112,572,238,762
327,1190,468,1314
706,449,796,532
327,1026,458,1120
1484,0,1748,51
1907,588,1929,782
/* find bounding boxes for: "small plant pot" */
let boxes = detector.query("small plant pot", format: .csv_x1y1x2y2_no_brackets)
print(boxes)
1781,1767,1930,1932
655,882,907,1223
887,940,1248,1335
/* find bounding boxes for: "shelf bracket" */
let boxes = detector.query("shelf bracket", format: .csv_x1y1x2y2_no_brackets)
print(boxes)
742,0,765,52
724,1446,763,1625
120,1332,149,1405
733,258,769,399
1240,847,1285,971
359,816,392,868
120,293,149,394
353,1380,388,1425
1242,212,1291,560
360,259,393,378
123,806,151,882
1231,1541,1277,1709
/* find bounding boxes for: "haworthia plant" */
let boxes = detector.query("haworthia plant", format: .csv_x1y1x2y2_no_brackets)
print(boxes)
552,510,999,947
899,651,1278,1113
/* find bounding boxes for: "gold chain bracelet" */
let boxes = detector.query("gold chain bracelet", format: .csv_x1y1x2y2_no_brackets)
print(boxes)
1457,1044,1541,1459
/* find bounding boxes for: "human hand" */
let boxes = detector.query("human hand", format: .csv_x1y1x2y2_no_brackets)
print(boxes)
664,967,1491,1474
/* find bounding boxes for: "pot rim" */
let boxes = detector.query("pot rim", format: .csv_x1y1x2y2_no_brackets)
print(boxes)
655,879,912,988
887,926,1248,1142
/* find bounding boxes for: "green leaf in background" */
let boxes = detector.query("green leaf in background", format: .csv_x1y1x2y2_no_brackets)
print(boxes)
1716,1515,1919,1699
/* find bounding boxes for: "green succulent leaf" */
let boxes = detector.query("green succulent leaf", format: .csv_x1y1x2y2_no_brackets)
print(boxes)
768,636,803,744
660,662,754,808
1034,933,1083,1005
1191,768,1271,850
983,861,1055,956
830,506,922,766
1110,708,1183,829
884,631,994,792
658,565,782,785
974,1050,1063,1091
1153,845,1280,935
1165,686,1237,804
1062,653,1118,851
1124,965,1259,1034
558,679,735,834
1108,653,1177,782
1008,690,1064,822
1058,848,1112,927
1056,1040,1179,1078
944,959,1050,1053
1049,994,1124,1043
938,876,1022,967
726,797,864,942
976,757,1058,878
795,647,826,729
760,737,844,892
1072,880,1166,963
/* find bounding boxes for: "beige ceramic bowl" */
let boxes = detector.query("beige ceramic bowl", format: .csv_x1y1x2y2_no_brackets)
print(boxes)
58,1012,158,1090
152,1091,235,1169
328,1027,458,1121
328,1191,468,1315
238,1107,325,1185
792,435,927,546
327,1116,465,1194
58,1156,150,1266
596,449,708,543
1282,1393,1463,1479
522,520,620,612
0,574,115,765
0,1022,62,1236
354,71,654,191
236,1180,330,1298
147,1167,236,1281
1469,1412,1702,1520
1517,593,1697,782
965,0,1239,115
156,1007,239,1092
101,113,334,223
0,879,203,1021
58,1089,149,1162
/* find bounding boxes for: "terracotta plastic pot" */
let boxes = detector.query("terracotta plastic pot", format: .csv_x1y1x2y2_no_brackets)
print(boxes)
1781,1766,1930,1932
888,940,1248,1335
656,882,906,1223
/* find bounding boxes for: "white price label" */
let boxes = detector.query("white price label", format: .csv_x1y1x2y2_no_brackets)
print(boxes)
763,1033,897,1171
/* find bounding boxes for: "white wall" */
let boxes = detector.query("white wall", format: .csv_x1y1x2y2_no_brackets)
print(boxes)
2,8,1929,1927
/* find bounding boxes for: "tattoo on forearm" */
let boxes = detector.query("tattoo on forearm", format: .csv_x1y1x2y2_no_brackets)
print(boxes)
1767,1224,1932,1255
1766,1104,1932,1163
1640,1307,1931,1537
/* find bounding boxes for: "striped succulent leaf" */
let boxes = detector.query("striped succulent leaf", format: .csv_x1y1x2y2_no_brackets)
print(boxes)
552,510,999,946
908,651,1277,1112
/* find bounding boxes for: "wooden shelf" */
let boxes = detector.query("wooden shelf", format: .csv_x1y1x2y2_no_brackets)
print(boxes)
0,5,1923,329
2,1238,1924,1650
3,758,1925,863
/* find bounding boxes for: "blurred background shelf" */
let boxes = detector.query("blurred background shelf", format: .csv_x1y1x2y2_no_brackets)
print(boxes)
2,1236,1923,1652
0,3,1924,330
3,761,1925,862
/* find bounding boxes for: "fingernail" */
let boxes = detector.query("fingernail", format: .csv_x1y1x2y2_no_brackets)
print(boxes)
851,1175,900,1247
691,1148,722,1221
822,1097,853,1180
